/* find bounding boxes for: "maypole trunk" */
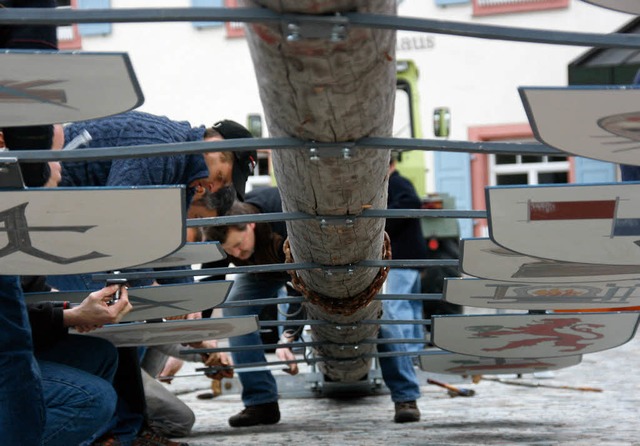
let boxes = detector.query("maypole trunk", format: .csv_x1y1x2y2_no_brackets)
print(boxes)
242,0,396,380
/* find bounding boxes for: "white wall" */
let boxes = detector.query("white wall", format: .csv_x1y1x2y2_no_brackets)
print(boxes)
78,0,631,182
80,0,264,128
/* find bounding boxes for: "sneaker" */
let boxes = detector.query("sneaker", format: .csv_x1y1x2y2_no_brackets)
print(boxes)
133,427,189,446
394,400,421,423
228,402,281,427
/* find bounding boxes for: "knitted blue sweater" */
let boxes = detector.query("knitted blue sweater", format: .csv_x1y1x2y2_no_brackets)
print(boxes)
59,111,209,285
61,111,209,206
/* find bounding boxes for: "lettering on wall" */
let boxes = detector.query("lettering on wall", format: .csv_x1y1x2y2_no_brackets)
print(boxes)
396,35,435,52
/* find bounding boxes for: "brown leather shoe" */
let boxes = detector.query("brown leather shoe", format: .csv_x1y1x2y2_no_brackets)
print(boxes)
394,400,421,423
228,402,281,427
133,427,189,446
91,433,123,446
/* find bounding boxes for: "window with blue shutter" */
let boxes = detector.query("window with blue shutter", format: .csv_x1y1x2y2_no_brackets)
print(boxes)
472,0,569,16
434,152,473,238
573,157,617,184
435,0,470,6
192,0,224,29
77,0,111,37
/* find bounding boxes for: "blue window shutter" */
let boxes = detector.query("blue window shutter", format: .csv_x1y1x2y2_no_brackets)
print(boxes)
435,0,470,5
434,152,473,238
77,0,111,36
192,0,224,29
573,156,617,184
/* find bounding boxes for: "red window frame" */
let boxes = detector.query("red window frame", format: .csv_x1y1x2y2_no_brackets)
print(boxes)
472,0,569,17
225,0,245,38
57,0,81,50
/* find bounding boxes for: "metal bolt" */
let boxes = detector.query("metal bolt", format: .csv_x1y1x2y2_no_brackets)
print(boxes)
286,23,301,42
330,24,347,42
346,267,355,276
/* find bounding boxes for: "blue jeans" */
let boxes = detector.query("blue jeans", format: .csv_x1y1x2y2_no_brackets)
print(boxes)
223,273,287,406
224,273,420,404
0,276,45,446
47,270,157,292
378,269,422,403
47,273,103,292
377,326,421,403
383,268,425,353
37,334,118,445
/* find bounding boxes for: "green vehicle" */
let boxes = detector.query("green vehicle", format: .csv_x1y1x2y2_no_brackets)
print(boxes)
394,60,462,319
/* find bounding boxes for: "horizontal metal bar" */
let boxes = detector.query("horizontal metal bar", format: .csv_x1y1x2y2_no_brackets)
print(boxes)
1,8,639,49
362,259,458,268
259,319,432,327
0,6,282,25
1,136,559,163
218,293,444,308
359,137,562,156
345,12,640,49
93,262,318,281
0,137,298,163
91,259,459,281
185,338,430,355
195,348,437,374
362,208,487,219
188,211,309,227
188,208,487,228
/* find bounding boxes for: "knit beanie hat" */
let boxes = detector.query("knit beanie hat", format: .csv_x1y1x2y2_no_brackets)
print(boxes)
212,120,256,201
2,125,53,187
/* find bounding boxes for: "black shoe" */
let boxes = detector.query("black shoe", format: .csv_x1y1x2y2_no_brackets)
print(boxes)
394,400,421,423
229,402,281,427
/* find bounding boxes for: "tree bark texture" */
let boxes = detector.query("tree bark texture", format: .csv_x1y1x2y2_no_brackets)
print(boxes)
242,0,396,381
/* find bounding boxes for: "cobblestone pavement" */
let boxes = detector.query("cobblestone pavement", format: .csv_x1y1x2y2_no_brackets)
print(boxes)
165,333,640,446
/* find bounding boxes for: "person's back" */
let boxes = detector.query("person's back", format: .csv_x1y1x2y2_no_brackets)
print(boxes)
386,169,429,260
245,186,283,214
61,111,207,189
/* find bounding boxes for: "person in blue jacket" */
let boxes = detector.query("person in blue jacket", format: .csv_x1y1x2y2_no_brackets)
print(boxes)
49,110,255,290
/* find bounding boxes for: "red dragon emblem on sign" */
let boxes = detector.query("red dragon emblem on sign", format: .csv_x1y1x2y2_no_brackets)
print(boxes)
467,317,605,353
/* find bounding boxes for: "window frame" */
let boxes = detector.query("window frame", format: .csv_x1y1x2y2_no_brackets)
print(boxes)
472,0,569,17
57,0,81,50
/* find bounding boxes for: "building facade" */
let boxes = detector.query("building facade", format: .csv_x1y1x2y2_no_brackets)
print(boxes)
61,0,631,236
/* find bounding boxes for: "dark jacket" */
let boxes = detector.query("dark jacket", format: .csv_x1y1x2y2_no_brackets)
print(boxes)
230,188,286,270
385,170,428,261
22,276,68,352
204,187,288,281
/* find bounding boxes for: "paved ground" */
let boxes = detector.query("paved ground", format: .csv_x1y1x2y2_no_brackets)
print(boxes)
164,332,640,446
